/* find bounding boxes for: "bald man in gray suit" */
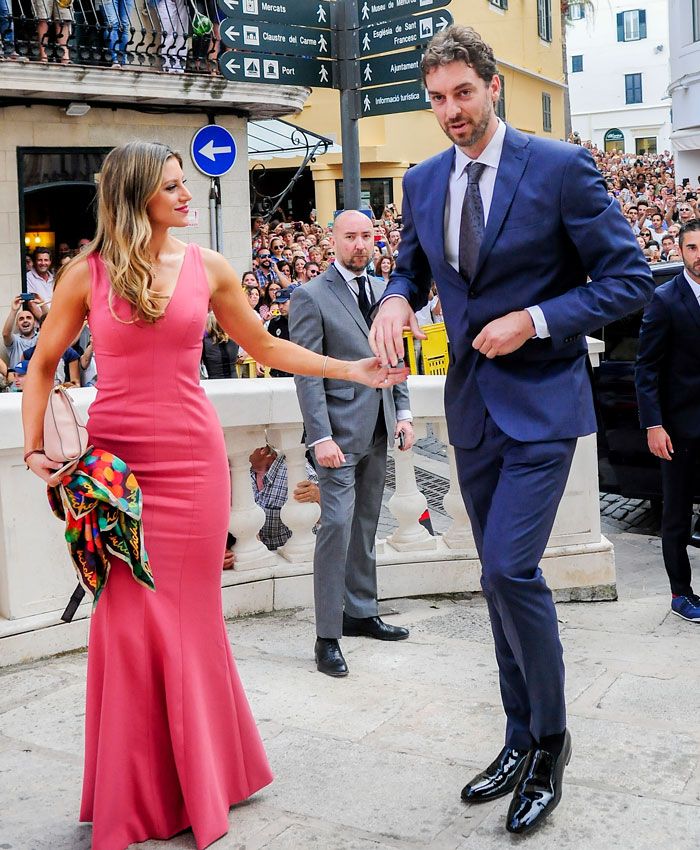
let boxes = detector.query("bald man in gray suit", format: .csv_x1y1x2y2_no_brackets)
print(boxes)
290,210,414,677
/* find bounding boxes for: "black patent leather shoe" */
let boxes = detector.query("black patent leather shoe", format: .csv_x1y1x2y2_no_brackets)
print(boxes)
461,746,529,803
506,729,572,835
315,638,348,677
342,613,409,641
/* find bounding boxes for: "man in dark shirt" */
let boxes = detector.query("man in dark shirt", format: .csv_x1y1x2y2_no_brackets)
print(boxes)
267,287,293,377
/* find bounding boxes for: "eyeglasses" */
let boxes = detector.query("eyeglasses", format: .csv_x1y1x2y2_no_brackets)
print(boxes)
258,253,270,259
679,207,692,213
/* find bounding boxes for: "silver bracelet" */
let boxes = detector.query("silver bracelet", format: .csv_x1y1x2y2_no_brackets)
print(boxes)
322,355,329,379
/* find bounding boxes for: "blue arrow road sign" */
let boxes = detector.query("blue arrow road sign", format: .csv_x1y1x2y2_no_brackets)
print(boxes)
190,125,237,177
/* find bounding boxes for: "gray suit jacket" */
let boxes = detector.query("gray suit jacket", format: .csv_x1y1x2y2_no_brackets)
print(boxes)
289,266,411,453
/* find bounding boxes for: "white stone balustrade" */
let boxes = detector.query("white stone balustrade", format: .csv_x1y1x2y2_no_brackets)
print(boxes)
0,348,614,667
387,420,436,552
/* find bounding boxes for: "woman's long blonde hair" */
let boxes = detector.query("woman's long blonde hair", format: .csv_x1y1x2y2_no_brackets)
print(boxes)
205,312,229,344
57,141,183,323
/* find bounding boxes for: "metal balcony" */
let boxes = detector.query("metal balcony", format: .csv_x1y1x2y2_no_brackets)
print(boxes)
0,4,309,117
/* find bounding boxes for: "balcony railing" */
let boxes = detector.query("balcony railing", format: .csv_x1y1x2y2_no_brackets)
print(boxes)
0,2,220,73
0,365,615,668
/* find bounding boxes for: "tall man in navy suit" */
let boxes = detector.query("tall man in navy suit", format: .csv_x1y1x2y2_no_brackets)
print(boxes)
635,220,700,625
369,27,654,835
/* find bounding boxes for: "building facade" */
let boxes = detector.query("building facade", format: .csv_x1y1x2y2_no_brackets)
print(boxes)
668,0,700,180
566,0,672,155
252,0,569,224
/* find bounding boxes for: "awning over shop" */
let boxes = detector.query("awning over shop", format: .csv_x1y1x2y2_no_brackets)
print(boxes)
670,127,700,151
247,118,341,160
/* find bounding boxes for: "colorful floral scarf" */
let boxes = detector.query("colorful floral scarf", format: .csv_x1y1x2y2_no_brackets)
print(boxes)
47,449,154,604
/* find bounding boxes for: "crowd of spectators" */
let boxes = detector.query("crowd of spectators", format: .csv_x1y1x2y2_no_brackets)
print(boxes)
6,144,695,392
1,242,95,392
0,0,221,73
569,138,697,265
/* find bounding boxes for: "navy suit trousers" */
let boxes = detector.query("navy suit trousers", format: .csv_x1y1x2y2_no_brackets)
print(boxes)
456,413,576,749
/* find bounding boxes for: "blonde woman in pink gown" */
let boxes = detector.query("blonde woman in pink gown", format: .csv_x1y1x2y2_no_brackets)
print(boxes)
21,141,408,850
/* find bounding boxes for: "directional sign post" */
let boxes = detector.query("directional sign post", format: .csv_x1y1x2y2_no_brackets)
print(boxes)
359,81,431,118
216,0,331,29
221,19,331,57
360,10,453,58
361,49,422,88
212,0,452,216
358,0,451,25
220,51,333,87
190,125,237,177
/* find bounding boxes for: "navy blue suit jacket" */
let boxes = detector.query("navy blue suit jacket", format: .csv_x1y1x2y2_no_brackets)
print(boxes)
384,125,654,449
635,273,700,439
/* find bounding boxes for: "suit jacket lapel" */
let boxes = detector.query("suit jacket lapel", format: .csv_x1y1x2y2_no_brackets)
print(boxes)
432,147,455,255
678,275,700,333
473,126,531,280
328,267,369,337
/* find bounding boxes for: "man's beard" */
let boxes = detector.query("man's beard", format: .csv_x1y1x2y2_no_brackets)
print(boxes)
443,101,492,150
342,253,369,273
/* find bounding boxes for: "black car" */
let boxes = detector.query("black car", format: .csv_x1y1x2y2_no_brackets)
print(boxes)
593,261,696,501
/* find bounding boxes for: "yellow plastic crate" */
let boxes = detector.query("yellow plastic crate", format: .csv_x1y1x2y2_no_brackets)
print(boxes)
403,322,448,375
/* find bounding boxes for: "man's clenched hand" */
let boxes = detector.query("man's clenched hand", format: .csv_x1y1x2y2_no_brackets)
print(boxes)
473,310,535,359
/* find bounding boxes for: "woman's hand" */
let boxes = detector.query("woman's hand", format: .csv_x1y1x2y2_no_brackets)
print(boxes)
347,357,409,389
25,451,63,483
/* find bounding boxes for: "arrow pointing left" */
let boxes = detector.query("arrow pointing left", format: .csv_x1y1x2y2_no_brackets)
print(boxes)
199,140,233,161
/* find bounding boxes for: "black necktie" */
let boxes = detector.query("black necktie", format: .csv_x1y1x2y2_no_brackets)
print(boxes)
458,161,487,282
355,275,372,327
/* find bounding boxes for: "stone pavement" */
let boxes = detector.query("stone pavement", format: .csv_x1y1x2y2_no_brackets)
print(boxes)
2,524,700,850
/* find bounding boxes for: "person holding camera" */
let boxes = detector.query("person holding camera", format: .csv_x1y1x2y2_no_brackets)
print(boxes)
2,295,40,365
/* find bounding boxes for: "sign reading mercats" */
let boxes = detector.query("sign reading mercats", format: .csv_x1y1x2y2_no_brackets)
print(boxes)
216,0,331,30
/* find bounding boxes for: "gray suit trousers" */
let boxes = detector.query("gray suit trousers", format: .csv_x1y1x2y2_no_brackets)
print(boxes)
313,427,387,638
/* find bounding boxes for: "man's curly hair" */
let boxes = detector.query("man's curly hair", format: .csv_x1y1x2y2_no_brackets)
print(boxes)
420,25,498,85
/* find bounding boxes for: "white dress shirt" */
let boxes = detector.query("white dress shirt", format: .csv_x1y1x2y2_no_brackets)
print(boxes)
26,269,54,305
684,269,700,303
310,261,412,447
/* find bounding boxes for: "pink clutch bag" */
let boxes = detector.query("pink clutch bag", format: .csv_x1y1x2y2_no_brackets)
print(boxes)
44,386,90,486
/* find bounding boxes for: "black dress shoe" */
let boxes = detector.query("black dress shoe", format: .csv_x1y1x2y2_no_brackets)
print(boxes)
461,746,529,803
315,638,348,677
506,729,572,835
342,613,409,641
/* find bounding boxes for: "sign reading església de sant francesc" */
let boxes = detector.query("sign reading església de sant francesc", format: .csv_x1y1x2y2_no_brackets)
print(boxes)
360,10,452,58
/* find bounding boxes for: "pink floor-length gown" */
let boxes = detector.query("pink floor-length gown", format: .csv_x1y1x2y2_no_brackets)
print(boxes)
80,244,273,850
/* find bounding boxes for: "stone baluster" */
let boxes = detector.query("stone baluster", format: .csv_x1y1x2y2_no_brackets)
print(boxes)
224,427,277,570
435,421,476,552
266,427,321,563
386,420,437,552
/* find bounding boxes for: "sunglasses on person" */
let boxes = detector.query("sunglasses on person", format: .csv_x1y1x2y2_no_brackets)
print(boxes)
258,252,271,258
